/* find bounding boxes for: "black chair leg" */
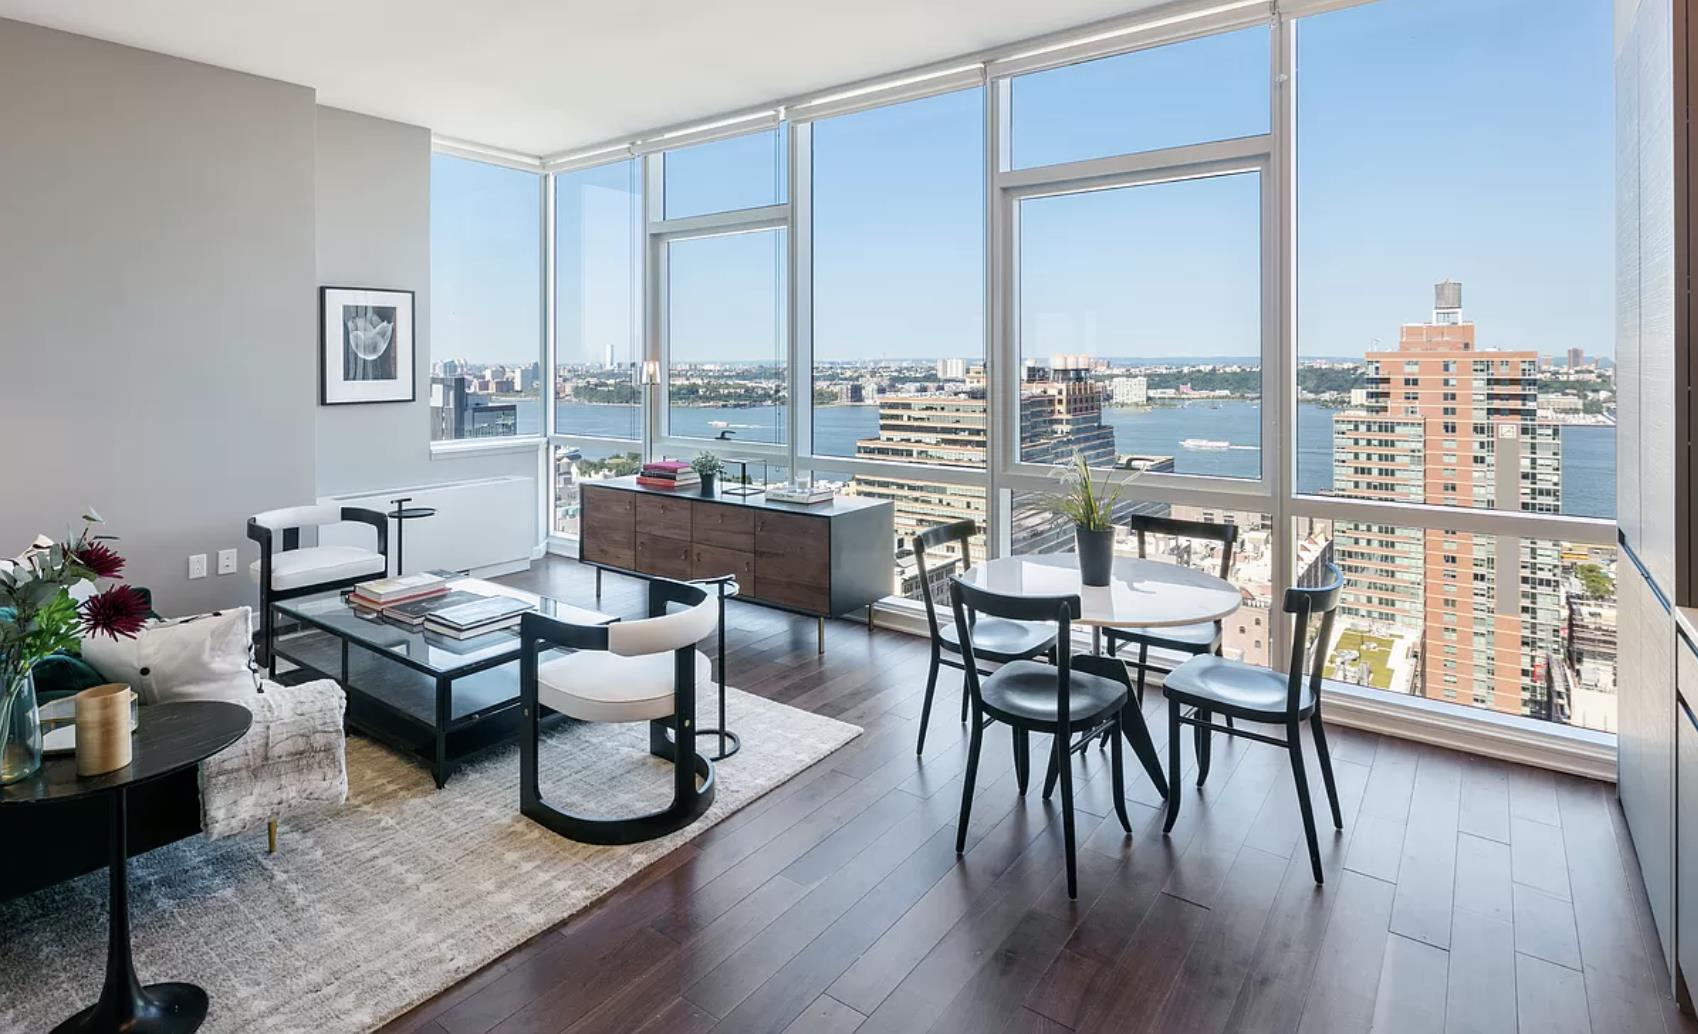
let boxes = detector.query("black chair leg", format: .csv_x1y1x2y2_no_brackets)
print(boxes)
959,668,971,724
1013,727,1030,796
263,596,277,679
1110,714,1132,834
1311,712,1344,829
1195,709,1213,787
1135,644,1148,705
1057,726,1078,899
916,650,941,755
1042,737,1061,801
1106,637,1118,658
956,713,985,853
1288,721,1324,884
1163,702,1183,833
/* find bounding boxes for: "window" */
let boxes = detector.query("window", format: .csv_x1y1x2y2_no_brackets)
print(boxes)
1294,0,1614,519
1015,172,1262,476
554,160,641,440
1009,27,1270,169
1303,517,1617,733
809,88,987,599
430,154,543,440
551,441,643,537
664,228,788,445
663,128,785,219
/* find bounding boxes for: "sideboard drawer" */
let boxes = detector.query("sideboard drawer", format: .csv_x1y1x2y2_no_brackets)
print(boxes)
634,532,692,580
691,543,757,594
694,504,756,552
634,493,693,542
580,487,634,568
583,485,634,519
755,512,829,584
757,575,829,615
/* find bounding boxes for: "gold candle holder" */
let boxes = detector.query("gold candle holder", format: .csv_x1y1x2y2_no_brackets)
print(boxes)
75,683,134,777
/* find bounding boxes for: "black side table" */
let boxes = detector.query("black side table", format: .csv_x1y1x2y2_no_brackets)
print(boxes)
386,496,437,576
1,700,252,1033
691,575,741,760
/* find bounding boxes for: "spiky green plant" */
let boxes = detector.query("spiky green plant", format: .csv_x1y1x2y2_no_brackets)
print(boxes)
1044,452,1127,533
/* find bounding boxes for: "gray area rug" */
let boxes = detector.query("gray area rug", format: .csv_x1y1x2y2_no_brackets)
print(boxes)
0,688,859,1033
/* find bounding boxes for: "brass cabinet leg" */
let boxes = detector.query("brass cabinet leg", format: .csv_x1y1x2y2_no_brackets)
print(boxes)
267,818,278,855
817,617,825,654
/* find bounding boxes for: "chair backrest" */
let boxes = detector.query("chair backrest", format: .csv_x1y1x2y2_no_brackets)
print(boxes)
912,519,977,641
1281,564,1345,717
950,574,1085,732
250,504,341,533
1122,512,1238,581
607,578,715,657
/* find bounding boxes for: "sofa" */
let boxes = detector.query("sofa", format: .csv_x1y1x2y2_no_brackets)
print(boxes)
2,602,348,902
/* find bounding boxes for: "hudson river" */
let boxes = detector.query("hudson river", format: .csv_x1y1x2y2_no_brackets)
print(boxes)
537,399,1615,520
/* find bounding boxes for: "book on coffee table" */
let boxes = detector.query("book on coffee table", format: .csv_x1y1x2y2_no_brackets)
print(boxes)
422,596,532,638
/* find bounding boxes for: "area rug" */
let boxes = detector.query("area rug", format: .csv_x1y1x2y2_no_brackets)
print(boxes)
0,688,859,1033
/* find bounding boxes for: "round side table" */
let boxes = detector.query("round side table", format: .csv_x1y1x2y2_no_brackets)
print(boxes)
0,700,252,1033
386,496,437,576
691,575,741,760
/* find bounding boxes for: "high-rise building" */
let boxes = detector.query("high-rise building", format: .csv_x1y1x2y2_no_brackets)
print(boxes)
1330,281,1564,717
1567,347,1585,369
1110,375,1149,406
935,357,967,380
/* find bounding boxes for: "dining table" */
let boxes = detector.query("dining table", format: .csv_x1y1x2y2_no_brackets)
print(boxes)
958,551,1244,789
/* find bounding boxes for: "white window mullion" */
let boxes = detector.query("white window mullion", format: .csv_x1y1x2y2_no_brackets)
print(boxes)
790,121,814,468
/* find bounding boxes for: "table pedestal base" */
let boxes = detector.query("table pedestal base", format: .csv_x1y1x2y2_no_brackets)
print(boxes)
52,982,208,1034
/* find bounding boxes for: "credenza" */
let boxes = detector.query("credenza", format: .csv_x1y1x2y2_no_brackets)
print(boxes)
578,477,895,651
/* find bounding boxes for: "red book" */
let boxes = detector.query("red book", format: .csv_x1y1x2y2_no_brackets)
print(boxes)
637,477,689,489
641,461,691,473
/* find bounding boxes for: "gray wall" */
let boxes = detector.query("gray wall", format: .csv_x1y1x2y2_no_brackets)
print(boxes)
313,107,538,499
0,18,318,615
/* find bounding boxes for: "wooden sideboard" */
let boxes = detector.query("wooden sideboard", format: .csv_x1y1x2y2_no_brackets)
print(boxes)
579,477,895,650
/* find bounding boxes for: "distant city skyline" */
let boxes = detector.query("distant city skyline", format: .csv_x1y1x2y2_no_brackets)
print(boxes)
436,0,1613,367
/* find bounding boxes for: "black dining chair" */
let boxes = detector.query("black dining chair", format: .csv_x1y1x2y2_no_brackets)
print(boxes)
911,520,1057,755
950,575,1157,900
1103,513,1240,706
1160,564,1346,884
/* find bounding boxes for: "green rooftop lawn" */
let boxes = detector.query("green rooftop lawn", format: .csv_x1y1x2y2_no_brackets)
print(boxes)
1330,629,1397,690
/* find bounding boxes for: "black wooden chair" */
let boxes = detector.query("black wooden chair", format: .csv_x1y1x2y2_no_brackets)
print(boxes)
1160,564,1346,884
911,520,1056,755
1103,513,1240,705
950,575,1165,899
518,578,717,845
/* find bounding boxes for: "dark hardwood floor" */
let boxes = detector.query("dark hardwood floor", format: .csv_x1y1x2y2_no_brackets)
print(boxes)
379,557,1692,1034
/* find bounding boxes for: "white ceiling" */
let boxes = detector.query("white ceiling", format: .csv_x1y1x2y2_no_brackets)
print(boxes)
0,0,1162,156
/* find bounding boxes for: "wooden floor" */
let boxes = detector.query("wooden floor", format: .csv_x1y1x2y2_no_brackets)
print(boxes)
380,557,1692,1034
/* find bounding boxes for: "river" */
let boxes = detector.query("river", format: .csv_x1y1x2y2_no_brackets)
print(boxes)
531,398,1616,520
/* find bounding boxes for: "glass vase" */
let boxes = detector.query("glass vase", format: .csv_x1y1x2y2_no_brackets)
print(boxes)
0,668,43,785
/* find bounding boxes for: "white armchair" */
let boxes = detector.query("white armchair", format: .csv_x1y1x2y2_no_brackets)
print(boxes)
247,504,388,675
519,578,718,844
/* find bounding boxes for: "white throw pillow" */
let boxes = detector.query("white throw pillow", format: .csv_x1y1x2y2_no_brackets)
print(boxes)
80,607,261,705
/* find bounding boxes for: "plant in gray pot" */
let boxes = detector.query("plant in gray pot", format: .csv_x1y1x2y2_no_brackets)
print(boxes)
691,451,725,498
1045,452,1128,587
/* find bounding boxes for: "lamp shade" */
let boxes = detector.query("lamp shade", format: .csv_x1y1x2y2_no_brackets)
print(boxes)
638,360,661,387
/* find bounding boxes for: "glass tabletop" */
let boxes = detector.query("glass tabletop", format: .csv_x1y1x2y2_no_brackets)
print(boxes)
272,577,612,678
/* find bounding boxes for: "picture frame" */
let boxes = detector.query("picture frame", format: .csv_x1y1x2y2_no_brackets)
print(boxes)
320,286,416,405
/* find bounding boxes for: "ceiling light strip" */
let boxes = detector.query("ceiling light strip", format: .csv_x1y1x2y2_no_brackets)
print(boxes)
786,64,986,124
629,109,782,156
544,141,635,173
987,0,1271,79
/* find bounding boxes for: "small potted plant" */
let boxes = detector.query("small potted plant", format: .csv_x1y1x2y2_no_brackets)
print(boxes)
1045,452,1127,587
691,451,726,498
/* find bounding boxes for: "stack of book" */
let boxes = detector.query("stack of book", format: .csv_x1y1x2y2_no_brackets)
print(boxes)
637,460,699,490
422,596,532,639
349,573,448,616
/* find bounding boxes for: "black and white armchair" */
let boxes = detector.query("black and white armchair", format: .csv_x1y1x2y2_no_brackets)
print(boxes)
247,504,388,675
519,578,718,845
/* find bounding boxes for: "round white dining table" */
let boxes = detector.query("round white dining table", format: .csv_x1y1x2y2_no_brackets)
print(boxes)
958,553,1243,635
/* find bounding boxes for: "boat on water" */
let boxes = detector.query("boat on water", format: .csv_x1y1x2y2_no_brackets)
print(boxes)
1181,438,1230,450
708,419,730,428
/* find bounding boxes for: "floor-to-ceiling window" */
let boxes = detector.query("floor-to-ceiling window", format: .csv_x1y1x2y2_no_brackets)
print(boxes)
534,0,1617,746
430,153,543,441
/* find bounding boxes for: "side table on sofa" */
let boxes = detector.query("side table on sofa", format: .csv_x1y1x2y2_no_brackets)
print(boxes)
0,700,252,1033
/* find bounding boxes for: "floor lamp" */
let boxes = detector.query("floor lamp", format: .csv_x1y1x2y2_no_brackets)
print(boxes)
638,359,660,462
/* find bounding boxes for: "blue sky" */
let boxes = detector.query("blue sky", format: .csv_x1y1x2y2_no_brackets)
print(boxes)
439,0,1613,367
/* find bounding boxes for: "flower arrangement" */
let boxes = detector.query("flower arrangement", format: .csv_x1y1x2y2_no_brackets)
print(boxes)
0,510,149,782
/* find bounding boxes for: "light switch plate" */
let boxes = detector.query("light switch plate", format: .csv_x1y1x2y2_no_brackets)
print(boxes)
217,548,238,576
188,554,207,580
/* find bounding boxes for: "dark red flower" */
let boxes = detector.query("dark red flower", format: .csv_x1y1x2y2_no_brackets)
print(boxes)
73,541,126,580
80,585,151,639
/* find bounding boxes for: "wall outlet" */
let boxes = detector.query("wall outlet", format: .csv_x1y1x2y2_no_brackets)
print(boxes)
217,548,238,576
188,554,207,580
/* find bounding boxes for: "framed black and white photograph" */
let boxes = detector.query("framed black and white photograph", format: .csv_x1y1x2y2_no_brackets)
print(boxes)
320,286,415,405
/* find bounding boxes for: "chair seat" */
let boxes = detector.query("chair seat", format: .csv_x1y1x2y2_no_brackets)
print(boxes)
250,547,386,591
979,660,1127,729
535,648,714,724
1163,655,1314,719
1105,620,1221,653
938,617,1055,663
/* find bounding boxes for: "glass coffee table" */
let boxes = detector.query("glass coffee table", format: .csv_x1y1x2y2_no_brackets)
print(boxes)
272,577,611,788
